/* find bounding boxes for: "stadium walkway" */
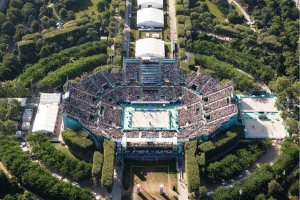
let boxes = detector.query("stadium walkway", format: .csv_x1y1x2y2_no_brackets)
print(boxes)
177,157,189,200
110,158,123,200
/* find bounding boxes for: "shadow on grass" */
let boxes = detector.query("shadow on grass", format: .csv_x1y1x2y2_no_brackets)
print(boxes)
71,0,94,13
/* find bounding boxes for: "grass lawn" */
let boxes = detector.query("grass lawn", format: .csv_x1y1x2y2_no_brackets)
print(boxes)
54,143,75,159
140,31,162,39
130,18,138,42
73,0,112,19
164,0,169,11
204,0,227,21
165,44,171,58
122,160,177,199
132,0,137,11
164,18,171,42
112,65,121,73
129,43,135,57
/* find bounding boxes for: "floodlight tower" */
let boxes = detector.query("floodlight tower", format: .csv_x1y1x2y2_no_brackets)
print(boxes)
160,184,164,194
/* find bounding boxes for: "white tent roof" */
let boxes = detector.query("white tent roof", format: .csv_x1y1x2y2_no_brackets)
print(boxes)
32,104,59,134
40,93,61,105
138,0,163,8
136,38,165,58
137,8,164,27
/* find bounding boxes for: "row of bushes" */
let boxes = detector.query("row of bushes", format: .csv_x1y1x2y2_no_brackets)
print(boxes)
61,128,94,154
92,151,104,185
27,133,93,181
0,135,94,200
17,41,107,87
185,140,200,192
101,139,116,193
206,138,272,182
198,125,244,159
211,137,299,200
38,53,107,89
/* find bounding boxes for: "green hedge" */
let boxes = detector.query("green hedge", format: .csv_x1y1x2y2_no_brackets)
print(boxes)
198,125,244,159
177,38,185,48
185,140,200,192
64,17,90,28
38,54,107,89
17,41,107,87
0,135,94,200
215,25,240,37
196,152,205,166
92,151,104,184
26,132,93,181
234,24,253,34
101,139,115,193
42,25,84,43
17,40,36,55
22,32,42,41
177,15,186,24
61,128,93,154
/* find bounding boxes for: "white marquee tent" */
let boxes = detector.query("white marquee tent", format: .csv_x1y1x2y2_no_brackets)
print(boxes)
138,0,163,9
32,104,59,134
136,38,165,58
137,8,164,27
40,93,61,105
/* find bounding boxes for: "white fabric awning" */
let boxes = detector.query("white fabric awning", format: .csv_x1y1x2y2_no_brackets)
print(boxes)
138,0,163,9
137,8,164,27
40,93,61,105
136,38,165,58
32,104,59,134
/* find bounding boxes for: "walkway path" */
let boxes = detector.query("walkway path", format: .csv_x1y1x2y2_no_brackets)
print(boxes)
122,0,132,57
177,158,189,200
169,0,177,58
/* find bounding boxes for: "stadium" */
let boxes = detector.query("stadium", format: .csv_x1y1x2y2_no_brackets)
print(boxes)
62,57,238,159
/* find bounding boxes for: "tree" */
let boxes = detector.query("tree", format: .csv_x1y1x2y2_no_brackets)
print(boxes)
3,120,16,135
22,3,35,19
7,104,20,120
39,47,50,58
283,118,299,137
211,0,227,7
2,21,16,35
268,180,279,195
289,180,299,197
86,28,99,42
255,194,267,200
199,186,207,198
97,0,106,12
0,106,7,120
0,12,5,27
59,8,67,20
66,11,76,21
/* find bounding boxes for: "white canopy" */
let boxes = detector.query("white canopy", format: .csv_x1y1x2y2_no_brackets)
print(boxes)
136,38,165,58
32,104,59,134
40,93,61,105
7,98,27,107
138,0,163,9
137,8,164,27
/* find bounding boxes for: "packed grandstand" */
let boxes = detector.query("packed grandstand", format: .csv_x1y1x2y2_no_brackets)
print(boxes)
63,58,238,142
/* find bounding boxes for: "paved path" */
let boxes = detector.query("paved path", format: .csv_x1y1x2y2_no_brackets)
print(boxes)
169,0,177,58
177,158,189,200
110,166,123,200
122,0,132,57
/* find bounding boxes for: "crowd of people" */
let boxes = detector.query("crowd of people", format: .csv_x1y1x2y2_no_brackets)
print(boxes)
90,72,109,91
161,63,176,82
208,104,237,122
141,131,159,138
161,131,175,138
63,104,91,121
67,83,97,103
71,97,96,113
189,72,210,91
142,90,158,101
206,86,233,103
180,88,201,105
125,131,139,138
103,70,122,84
101,103,123,126
205,98,228,112
178,69,187,83
128,87,140,101
161,87,172,100
126,63,140,80
79,119,102,136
